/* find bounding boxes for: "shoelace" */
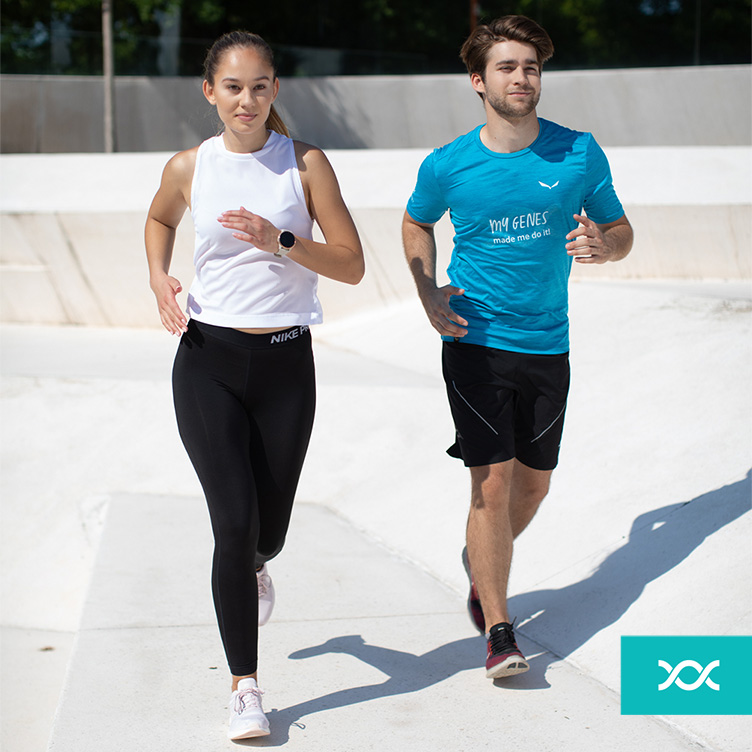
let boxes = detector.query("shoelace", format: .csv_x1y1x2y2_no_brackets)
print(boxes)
234,685,264,715
488,622,517,654
257,572,271,597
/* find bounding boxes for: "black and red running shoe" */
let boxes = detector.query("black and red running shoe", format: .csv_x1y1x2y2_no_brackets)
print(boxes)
485,621,529,679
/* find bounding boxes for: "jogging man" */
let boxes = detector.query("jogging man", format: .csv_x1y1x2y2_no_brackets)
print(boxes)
402,15,633,679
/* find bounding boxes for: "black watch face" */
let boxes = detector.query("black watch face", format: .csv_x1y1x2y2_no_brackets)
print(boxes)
279,231,295,249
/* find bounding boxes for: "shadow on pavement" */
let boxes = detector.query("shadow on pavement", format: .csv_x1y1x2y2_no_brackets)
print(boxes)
241,634,483,745
235,471,750,745
507,469,751,678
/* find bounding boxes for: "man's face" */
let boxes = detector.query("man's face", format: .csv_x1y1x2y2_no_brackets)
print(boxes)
471,40,542,120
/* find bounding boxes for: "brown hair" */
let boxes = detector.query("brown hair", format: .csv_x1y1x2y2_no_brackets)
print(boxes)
203,31,289,137
460,15,554,80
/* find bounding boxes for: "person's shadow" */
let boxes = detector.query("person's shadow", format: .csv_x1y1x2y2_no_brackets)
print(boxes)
234,470,750,746
507,469,751,674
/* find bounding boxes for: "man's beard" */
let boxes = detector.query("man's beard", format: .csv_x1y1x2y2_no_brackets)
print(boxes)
486,88,540,119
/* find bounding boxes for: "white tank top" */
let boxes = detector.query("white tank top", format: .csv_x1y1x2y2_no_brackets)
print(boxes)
187,131,322,328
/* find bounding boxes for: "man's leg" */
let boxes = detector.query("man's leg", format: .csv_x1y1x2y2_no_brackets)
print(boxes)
466,459,552,631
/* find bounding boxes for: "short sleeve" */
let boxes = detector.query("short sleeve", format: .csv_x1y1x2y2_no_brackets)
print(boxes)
405,151,448,225
582,136,624,224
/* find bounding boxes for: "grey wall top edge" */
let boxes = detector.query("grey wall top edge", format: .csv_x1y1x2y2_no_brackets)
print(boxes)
1,65,750,152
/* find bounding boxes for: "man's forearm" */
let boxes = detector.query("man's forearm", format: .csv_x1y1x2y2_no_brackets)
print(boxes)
602,218,634,262
402,216,439,299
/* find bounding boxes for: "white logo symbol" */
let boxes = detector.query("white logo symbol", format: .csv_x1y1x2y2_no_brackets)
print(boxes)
658,660,720,691
538,180,559,189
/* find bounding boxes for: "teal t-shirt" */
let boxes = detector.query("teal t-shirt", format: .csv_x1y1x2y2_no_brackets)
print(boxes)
406,119,624,354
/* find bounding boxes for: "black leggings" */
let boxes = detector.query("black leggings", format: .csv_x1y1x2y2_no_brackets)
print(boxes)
172,319,316,675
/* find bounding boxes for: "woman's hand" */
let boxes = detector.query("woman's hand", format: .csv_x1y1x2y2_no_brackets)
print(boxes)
144,147,194,334
150,273,187,336
218,206,279,253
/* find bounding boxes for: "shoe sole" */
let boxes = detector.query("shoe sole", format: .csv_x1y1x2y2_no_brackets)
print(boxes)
229,726,271,740
486,656,530,679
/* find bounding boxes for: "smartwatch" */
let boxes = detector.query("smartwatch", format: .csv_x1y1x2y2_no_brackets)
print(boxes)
274,230,296,257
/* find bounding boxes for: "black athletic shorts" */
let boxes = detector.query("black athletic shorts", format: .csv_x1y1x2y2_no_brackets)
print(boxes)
441,340,570,470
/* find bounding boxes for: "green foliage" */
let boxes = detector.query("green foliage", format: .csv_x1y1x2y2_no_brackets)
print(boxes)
1,0,749,75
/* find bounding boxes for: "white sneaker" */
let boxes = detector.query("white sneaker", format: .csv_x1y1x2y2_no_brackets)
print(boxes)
228,678,270,739
257,564,275,626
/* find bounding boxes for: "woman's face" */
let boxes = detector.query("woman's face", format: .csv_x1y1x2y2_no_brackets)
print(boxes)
203,47,279,139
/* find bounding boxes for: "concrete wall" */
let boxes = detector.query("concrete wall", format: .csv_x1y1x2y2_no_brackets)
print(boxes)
1,146,749,328
2,65,750,153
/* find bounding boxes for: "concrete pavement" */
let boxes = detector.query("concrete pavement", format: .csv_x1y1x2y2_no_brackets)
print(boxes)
1,279,751,751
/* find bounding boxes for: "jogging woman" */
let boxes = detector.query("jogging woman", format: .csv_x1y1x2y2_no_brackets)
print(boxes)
145,30,364,740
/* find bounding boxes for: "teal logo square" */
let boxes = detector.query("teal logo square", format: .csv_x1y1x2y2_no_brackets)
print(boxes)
621,636,752,715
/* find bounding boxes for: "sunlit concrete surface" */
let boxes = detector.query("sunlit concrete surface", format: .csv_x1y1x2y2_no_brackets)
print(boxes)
2,278,751,751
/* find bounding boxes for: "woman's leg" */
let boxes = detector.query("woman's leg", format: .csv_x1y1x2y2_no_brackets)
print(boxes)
172,323,316,678
244,333,316,569
172,324,262,677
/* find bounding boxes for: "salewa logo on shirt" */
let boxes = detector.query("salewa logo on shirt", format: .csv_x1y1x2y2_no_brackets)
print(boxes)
270,326,308,344
538,180,559,189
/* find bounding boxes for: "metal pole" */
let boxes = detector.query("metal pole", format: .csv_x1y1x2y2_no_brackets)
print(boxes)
693,0,702,65
102,0,116,152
